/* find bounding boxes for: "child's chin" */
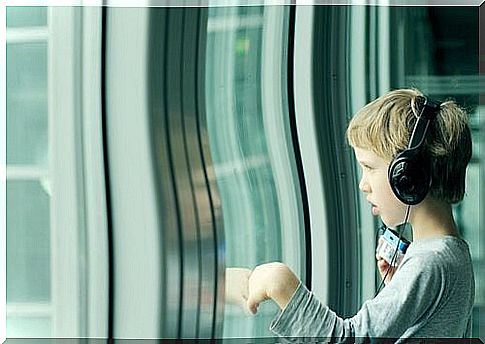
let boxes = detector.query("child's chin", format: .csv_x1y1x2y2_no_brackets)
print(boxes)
380,217,399,229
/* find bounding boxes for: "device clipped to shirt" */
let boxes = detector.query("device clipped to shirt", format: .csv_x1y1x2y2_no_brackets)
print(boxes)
376,228,410,267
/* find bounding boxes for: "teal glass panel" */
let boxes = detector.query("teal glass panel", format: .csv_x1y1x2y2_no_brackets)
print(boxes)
7,316,51,337
206,6,281,270
7,42,48,167
6,7,47,28
7,180,51,303
206,6,302,338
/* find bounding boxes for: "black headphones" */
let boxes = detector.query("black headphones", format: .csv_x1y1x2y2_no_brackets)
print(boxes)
388,96,441,205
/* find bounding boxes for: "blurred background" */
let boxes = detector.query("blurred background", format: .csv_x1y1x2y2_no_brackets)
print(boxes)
5,4,483,340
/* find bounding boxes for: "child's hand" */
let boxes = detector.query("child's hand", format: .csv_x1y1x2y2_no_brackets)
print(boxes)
247,262,300,315
376,242,397,285
225,268,252,314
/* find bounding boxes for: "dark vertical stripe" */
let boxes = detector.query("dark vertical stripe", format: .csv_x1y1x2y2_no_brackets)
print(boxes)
147,9,174,337
374,8,380,96
191,11,203,338
365,7,370,102
180,9,202,337
312,7,360,316
287,5,312,290
163,9,184,338
193,9,219,339
178,10,188,337
100,6,114,339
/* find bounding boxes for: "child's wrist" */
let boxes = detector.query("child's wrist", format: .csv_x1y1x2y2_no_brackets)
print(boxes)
267,264,300,310
272,281,299,310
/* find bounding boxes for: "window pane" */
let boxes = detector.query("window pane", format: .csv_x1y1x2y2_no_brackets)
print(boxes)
206,6,304,338
458,163,480,257
7,180,51,303
207,7,280,269
6,7,47,28
7,42,48,167
7,316,51,337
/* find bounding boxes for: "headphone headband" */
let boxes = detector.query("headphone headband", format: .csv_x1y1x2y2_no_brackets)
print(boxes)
407,97,441,151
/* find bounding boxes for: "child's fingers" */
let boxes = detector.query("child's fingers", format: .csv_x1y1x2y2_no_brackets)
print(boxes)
246,289,270,315
377,258,397,284
376,257,397,283
377,258,389,270
376,255,388,269
247,298,259,315
246,283,262,314
247,268,271,315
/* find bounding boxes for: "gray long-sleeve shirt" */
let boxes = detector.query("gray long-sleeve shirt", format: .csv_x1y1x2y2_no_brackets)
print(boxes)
270,236,475,342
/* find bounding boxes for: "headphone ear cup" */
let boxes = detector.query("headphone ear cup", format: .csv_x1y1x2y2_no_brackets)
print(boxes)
388,150,432,205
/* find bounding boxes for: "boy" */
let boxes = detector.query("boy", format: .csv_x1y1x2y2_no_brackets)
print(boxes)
226,89,475,340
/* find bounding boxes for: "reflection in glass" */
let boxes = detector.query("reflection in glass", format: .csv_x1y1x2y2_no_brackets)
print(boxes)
7,316,51,337
6,7,47,28
7,42,48,166
206,7,280,337
7,180,51,303
206,6,304,338
6,6,52,338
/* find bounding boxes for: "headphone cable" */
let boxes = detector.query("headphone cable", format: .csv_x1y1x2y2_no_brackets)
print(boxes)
375,205,411,296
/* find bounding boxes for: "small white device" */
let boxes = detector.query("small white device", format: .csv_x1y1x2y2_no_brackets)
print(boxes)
376,228,410,267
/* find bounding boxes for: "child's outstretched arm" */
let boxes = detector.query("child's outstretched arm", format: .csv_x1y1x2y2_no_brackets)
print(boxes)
246,262,300,314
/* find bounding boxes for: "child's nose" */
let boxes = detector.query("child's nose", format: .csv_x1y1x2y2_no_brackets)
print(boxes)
359,178,371,193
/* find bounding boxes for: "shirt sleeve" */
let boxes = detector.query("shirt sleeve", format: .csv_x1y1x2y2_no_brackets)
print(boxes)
269,254,446,341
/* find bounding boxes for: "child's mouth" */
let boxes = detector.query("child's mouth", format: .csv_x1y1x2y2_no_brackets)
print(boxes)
371,205,379,216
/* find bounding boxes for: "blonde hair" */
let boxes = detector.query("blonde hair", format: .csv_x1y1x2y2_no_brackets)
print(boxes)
346,88,472,204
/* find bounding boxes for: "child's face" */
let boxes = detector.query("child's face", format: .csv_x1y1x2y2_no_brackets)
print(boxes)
353,146,407,227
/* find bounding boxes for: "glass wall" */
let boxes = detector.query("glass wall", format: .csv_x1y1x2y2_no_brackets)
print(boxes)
6,7,104,338
6,7,52,337
205,6,307,338
5,4,481,340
